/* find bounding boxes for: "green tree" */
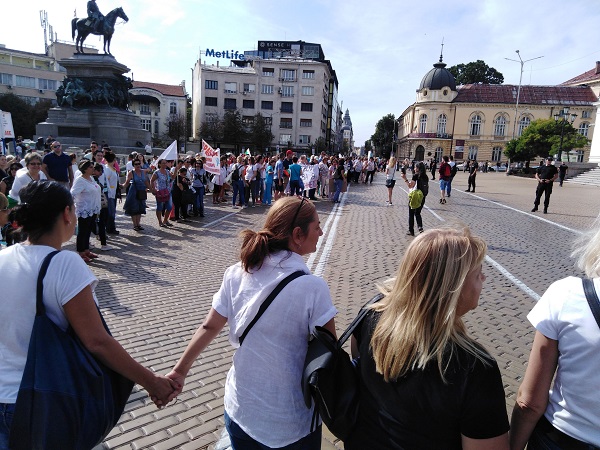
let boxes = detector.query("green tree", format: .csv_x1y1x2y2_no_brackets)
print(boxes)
371,113,395,158
164,113,187,150
248,113,274,153
199,115,223,148
0,93,53,139
222,110,247,152
448,60,504,85
313,137,327,154
504,118,588,162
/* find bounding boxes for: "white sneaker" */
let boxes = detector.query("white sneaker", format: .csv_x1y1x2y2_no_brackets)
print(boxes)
100,245,114,251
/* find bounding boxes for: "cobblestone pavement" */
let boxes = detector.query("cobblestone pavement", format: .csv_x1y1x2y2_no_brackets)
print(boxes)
80,171,600,449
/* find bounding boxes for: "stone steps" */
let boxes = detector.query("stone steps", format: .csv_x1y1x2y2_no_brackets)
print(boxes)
567,166,600,186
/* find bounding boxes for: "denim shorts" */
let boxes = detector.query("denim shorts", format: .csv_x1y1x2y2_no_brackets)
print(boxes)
439,179,450,191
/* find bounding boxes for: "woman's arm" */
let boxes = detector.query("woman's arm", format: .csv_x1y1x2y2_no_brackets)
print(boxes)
121,171,132,189
166,307,227,390
510,331,558,450
63,285,178,407
0,180,6,195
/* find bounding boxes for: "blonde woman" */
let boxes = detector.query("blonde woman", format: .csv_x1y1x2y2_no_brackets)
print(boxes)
385,156,397,205
345,228,509,449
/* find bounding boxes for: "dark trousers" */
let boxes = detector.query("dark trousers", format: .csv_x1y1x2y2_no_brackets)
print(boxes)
409,197,425,233
172,192,189,220
468,175,476,191
106,197,117,232
365,170,375,183
97,208,108,246
534,182,553,208
290,180,301,196
76,215,95,252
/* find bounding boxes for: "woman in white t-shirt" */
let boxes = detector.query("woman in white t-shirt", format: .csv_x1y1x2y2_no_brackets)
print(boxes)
511,218,600,449
0,181,177,448
8,152,47,204
167,196,337,449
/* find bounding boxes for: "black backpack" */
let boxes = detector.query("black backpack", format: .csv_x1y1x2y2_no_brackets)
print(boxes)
231,164,240,182
420,177,429,197
450,163,458,178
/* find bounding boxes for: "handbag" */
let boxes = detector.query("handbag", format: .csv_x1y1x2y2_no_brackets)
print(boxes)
301,293,383,441
9,251,134,450
100,191,108,208
136,189,147,201
155,188,170,203
239,271,306,345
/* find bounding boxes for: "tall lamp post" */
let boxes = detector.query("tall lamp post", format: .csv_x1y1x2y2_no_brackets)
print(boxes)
554,106,577,162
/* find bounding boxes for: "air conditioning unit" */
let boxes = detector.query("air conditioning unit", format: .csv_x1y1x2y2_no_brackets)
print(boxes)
242,91,247,95
7,85,12,89
278,88,283,94
39,89,44,94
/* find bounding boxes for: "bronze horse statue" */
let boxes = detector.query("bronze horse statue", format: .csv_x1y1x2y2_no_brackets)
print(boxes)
71,7,129,55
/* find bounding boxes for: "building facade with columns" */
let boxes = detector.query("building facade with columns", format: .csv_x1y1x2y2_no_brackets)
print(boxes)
129,81,188,142
397,58,597,164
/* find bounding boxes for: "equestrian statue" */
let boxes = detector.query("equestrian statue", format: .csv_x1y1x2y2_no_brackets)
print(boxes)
72,0,129,55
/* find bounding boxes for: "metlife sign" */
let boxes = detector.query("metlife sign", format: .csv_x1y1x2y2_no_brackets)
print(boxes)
204,49,245,60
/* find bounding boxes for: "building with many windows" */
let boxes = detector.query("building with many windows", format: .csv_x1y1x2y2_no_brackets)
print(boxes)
340,109,354,151
192,40,341,153
397,57,597,163
0,41,98,105
129,81,188,141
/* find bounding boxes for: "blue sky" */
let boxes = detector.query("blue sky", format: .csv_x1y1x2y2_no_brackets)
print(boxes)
3,0,599,145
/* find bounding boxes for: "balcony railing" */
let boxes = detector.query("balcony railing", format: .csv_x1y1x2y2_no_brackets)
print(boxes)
280,108,293,113
279,123,293,128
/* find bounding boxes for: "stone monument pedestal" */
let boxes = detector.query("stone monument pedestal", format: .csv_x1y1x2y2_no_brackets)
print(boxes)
36,54,150,150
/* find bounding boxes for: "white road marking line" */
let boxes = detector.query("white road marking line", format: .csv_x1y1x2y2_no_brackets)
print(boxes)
484,255,541,301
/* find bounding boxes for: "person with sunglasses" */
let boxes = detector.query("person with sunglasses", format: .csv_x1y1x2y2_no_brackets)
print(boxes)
167,196,336,450
122,158,150,232
42,141,74,189
9,153,47,205
0,163,22,197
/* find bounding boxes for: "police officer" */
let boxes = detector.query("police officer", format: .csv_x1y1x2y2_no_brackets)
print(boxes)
532,156,558,214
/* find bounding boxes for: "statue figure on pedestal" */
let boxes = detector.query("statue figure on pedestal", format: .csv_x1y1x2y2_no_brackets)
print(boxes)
72,2,128,55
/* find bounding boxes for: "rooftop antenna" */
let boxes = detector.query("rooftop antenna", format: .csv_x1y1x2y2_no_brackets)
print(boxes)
439,37,445,62
39,10,49,55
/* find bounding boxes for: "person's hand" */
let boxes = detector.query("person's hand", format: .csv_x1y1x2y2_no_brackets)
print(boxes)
165,369,186,397
147,374,181,409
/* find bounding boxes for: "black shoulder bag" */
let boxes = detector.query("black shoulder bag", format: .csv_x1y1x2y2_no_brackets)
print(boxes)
239,270,306,346
10,251,134,450
582,278,600,328
301,293,384,440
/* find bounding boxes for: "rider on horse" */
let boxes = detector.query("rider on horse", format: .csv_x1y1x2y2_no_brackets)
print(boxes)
85,0,104,33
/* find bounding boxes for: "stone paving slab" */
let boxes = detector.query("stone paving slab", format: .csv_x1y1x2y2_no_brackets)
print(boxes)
77,173,600,449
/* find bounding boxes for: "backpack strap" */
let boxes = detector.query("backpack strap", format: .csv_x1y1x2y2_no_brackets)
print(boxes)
582,278,600,329
239,270,306,345
338,293,384,345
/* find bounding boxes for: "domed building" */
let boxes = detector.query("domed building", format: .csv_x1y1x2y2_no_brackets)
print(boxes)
397,56,597,164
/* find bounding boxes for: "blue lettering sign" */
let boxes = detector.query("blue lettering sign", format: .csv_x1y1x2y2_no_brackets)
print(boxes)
205,49,245,60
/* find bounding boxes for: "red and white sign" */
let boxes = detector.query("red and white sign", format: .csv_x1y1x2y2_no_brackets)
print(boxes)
201,140,220,175
0,111,15,139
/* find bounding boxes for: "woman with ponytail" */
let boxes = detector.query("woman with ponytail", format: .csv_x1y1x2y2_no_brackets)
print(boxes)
167,196,337,450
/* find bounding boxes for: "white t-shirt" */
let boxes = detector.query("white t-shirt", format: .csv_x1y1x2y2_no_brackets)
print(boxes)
103,164,119,199
0,245,97,403
212,251,337,447
9,171,47,203
528,276,600,446
244,164,255,182
71,175,101,218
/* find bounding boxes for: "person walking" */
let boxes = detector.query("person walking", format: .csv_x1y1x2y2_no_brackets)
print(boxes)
385,157,397,206
510,215,600,449
122,158,150,231
70,160,101,263
0,181,177,448
166,196,336,450
149,159,174,228
332,159,346,203
438,155,452,204
558,161,568,187
344,227,509,450
401,162,428,236
466,160,478,193
531,156,558,214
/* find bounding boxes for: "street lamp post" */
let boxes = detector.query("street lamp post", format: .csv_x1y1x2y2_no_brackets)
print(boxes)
554,106,577,162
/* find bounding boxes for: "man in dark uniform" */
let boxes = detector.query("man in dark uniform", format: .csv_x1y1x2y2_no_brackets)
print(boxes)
86,0,104,33
532,156,559,214
558,161,568,187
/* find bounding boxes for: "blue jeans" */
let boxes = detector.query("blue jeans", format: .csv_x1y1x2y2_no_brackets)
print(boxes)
233,180,245,206
332,179,343,202
0,403,15,450
224,411,321,450
193,186,205,215
445,178,453,196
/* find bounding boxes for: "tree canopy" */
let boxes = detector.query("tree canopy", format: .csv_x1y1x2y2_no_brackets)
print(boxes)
199,110,274,153
448,60,504,85
504,118,588,162
370,113,396,158
0,93,53,139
